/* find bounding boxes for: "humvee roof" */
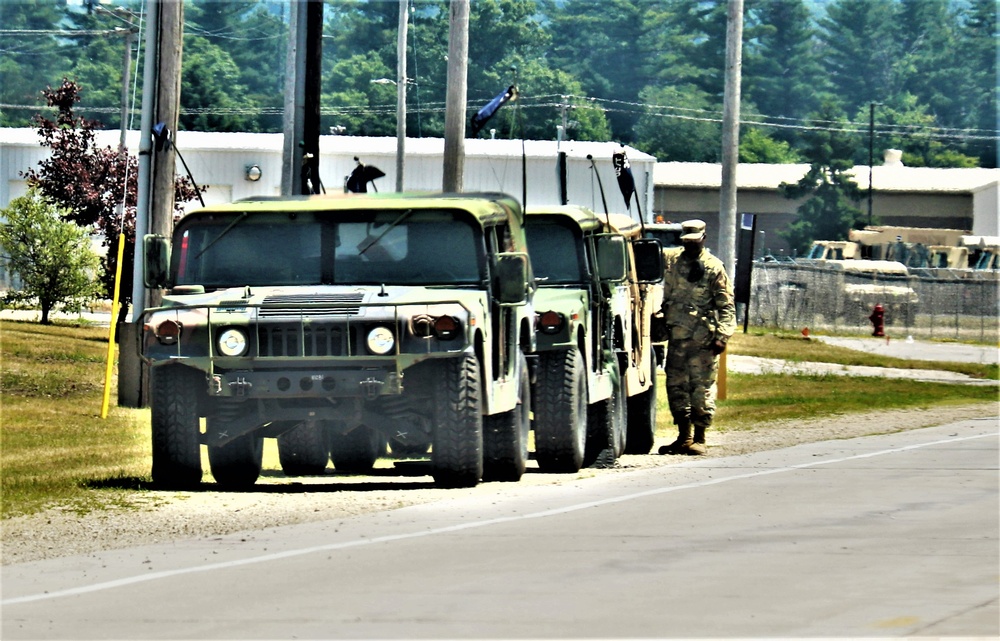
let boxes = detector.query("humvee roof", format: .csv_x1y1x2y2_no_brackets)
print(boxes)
185,192,522,227
524,205,605,233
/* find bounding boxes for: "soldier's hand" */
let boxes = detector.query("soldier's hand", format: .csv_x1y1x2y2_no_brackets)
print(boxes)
711,339,727,355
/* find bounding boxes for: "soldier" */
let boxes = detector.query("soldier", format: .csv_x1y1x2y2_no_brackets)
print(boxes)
657,219,736,455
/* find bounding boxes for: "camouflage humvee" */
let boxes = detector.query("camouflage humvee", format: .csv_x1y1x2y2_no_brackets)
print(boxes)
525,206,663,470
140,192,535,489
602,214,665,457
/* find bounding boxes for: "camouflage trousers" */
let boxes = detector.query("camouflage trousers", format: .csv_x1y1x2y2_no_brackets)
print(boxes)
664,337,719,427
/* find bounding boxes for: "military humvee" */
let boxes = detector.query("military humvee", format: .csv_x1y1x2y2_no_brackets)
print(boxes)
601,214,665,456
140,192,535,489
525,206,662,471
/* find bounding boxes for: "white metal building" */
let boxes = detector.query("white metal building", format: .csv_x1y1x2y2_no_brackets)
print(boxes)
1,128,654,219
4,128,995,259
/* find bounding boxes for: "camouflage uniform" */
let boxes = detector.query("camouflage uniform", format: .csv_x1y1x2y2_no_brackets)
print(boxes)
660,243,736,453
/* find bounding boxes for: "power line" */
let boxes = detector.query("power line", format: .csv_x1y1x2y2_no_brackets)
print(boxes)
2,99,996,143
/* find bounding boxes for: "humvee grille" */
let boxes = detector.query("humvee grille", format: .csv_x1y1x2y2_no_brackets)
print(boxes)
260,293,365,317
257,323,355,357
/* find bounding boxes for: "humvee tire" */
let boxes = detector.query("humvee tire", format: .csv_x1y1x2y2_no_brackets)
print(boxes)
533,348,587,473
625,347,658,454
277,421,329,476
150,366,202,489
584,360,626,469
330,425,384,473
483,351,531,482
208,432,263,488
432,354,484,488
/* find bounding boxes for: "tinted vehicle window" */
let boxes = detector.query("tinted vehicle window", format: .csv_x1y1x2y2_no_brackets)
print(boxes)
525,221,587,285
174,210,484,287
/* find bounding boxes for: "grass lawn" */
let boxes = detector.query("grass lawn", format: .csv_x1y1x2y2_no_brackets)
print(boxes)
1,320,996,519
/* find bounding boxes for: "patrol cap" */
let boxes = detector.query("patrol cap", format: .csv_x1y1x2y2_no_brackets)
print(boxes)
680,219,706,241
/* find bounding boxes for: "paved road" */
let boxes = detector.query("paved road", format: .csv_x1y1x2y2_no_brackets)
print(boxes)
3,418,997,639
815,335,999,365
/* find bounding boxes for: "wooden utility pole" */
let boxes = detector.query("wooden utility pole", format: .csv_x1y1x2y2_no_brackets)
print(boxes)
282,0,323,196
121,0,182,408
442,0,469,193
718,0,743,281
396,0,408,192
149,0,183,246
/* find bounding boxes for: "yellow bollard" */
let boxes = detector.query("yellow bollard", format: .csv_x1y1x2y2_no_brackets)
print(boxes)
100,231,126,419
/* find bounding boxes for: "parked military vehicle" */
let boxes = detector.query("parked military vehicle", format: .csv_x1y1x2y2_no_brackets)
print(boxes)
524,206,662,471
601,213,665,456
643,220,683,249
140,192,535,489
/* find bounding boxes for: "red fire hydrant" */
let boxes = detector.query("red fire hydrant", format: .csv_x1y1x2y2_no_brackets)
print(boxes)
869,304,885,337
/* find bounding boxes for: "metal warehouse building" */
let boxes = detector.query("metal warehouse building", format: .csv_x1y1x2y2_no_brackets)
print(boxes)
2,129,996,260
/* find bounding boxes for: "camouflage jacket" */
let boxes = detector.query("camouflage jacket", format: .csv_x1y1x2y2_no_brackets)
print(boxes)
660,246,736,345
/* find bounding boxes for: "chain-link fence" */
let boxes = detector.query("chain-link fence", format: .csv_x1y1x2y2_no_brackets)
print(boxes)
748,261,1000,343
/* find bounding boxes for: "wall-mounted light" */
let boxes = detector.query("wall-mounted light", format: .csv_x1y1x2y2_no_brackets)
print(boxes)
245,164,262,182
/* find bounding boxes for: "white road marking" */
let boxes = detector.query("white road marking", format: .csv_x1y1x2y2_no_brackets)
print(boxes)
3,430,995,606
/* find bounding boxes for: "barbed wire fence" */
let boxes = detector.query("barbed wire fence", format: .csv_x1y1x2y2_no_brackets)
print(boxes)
748,262,999,343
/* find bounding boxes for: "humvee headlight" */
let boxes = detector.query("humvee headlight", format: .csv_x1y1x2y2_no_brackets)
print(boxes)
433,315,461,340
217,328,248,357
537,311,564,335
366,326,395,355
155,319,182,345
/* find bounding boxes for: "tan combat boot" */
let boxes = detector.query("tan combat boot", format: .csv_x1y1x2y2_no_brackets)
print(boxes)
658,421,693,455
687,424,707,455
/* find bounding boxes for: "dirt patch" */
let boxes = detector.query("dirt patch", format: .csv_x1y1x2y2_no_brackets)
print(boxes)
2,402,995,565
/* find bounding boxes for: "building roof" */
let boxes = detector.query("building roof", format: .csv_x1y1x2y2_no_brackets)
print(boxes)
0,128,655,162
654,161,999,194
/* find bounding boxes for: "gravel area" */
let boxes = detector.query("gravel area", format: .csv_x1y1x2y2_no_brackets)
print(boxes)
3,402,995,566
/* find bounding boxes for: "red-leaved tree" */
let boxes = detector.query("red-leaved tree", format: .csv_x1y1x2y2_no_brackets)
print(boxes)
22,80,203,321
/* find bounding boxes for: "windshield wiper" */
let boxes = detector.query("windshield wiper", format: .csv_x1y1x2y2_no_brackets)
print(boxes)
194,212,249,260
357,209,413,257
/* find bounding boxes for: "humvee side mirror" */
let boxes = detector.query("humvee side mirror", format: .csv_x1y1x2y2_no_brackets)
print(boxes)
144,234,171,289
632,238,664,283
596,235,627,283
496,253,529,305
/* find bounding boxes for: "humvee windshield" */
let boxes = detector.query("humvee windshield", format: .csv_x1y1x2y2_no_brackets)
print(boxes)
525,220,588,285
173,210,485,288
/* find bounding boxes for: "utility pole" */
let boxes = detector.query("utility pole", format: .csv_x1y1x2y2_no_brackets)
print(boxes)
718,0,743,281
121,0,181,408
149,0,183,254
442,0,469,193
281,0,323,196
868,101,877,224
396,0,408,192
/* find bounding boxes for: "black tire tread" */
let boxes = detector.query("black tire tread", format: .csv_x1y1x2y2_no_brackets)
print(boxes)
533,349,586,473
278,422,330,476
432,355,483,488
150,366,203,489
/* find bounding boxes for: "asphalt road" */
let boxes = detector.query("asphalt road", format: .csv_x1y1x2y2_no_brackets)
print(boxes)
3,417,997,640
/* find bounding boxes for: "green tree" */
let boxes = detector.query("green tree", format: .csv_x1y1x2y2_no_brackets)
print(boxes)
779,104,865,255
952,0,998,167
866,95,979,168
0,190,100,325
634,84,721,162
739,127,801,163
818,0,902,114
743,0,829,143
0,1,72,127
543,0,667,143
22,81,202,319
187,0,286,131
181,35,260,132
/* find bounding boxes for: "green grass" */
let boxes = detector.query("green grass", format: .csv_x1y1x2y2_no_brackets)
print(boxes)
728,330,999,380
1,320,997,520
